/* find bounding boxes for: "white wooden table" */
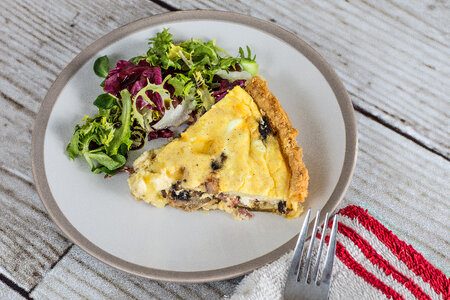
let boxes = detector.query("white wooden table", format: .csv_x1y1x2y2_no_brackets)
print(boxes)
0,1,448,299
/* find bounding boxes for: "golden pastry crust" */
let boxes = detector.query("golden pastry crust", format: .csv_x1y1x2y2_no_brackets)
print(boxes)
245,77,309,212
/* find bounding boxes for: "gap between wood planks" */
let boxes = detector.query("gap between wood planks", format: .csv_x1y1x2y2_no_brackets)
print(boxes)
149,0,180,11
0,245,74,299
0,273,32,299
351,98,449,162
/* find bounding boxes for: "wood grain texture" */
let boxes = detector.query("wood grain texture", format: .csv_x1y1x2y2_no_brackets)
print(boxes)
30,246,240,300
0,0,448,297
0,97,35,184
164,0,450,158
0,168,71,291
0,279,25,300
0,0,168,292
28,111,450,299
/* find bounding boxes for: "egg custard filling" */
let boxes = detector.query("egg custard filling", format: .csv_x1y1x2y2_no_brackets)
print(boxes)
128,77,308,219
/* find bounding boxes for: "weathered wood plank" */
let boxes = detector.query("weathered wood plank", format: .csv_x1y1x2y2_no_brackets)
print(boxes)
0,168,71,291
0,97,34,183
0,0,167,113
164,0,450,158
0,0,168,292
30,111,449,298
0,280,25,300
30,246,240,300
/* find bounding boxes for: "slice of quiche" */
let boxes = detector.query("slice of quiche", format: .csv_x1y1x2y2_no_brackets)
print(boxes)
128,77,308,219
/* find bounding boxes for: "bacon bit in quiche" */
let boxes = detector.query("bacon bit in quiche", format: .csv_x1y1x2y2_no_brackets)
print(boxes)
236,208,253,220
218,194,239,208
229,197,239,208
205,176,220,194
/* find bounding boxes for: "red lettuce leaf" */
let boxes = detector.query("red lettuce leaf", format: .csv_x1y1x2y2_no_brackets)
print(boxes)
147,128,173,141
212,79,246,101
104,60,163,111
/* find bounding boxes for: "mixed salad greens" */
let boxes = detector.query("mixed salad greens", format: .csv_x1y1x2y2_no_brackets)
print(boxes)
66,29,258,175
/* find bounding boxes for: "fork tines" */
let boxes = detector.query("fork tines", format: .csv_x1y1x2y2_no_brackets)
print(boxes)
284,209,338,300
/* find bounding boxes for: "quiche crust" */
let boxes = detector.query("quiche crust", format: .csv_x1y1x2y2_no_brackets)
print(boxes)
245,77,309,216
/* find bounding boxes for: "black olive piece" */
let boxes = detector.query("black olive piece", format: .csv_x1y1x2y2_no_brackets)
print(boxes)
211,152,228,170
114,122,121,128
278,201,287,214
171,190,190,201
258,116,273,141
178,190,190,200
220,152,228,162
211,160,221,170
171,181,182,191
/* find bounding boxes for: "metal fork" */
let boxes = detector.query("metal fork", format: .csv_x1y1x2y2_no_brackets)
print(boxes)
284,209,338,300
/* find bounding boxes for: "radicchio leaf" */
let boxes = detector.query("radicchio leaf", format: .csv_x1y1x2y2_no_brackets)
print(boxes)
104,60,164,111
212,79,246,101
147,128,173,141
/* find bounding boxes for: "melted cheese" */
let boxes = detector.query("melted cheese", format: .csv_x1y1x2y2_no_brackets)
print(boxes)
128,86,290,207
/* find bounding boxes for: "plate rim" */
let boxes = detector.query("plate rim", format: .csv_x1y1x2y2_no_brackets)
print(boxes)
31,10,357,283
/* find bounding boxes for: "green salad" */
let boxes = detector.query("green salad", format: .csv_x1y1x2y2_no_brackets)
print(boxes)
66,29,258,176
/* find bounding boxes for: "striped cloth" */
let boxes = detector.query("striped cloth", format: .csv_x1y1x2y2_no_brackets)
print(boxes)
231,206,449,300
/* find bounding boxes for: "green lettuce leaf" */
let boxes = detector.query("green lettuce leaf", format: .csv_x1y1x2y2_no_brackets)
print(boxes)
93,93,117,109
107,90,132,156
93,55,110,78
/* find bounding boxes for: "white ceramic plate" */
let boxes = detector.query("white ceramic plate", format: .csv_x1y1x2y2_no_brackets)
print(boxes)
32,11,357,282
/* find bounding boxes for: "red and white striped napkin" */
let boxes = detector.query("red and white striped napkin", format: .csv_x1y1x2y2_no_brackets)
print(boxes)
231,206,449,300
